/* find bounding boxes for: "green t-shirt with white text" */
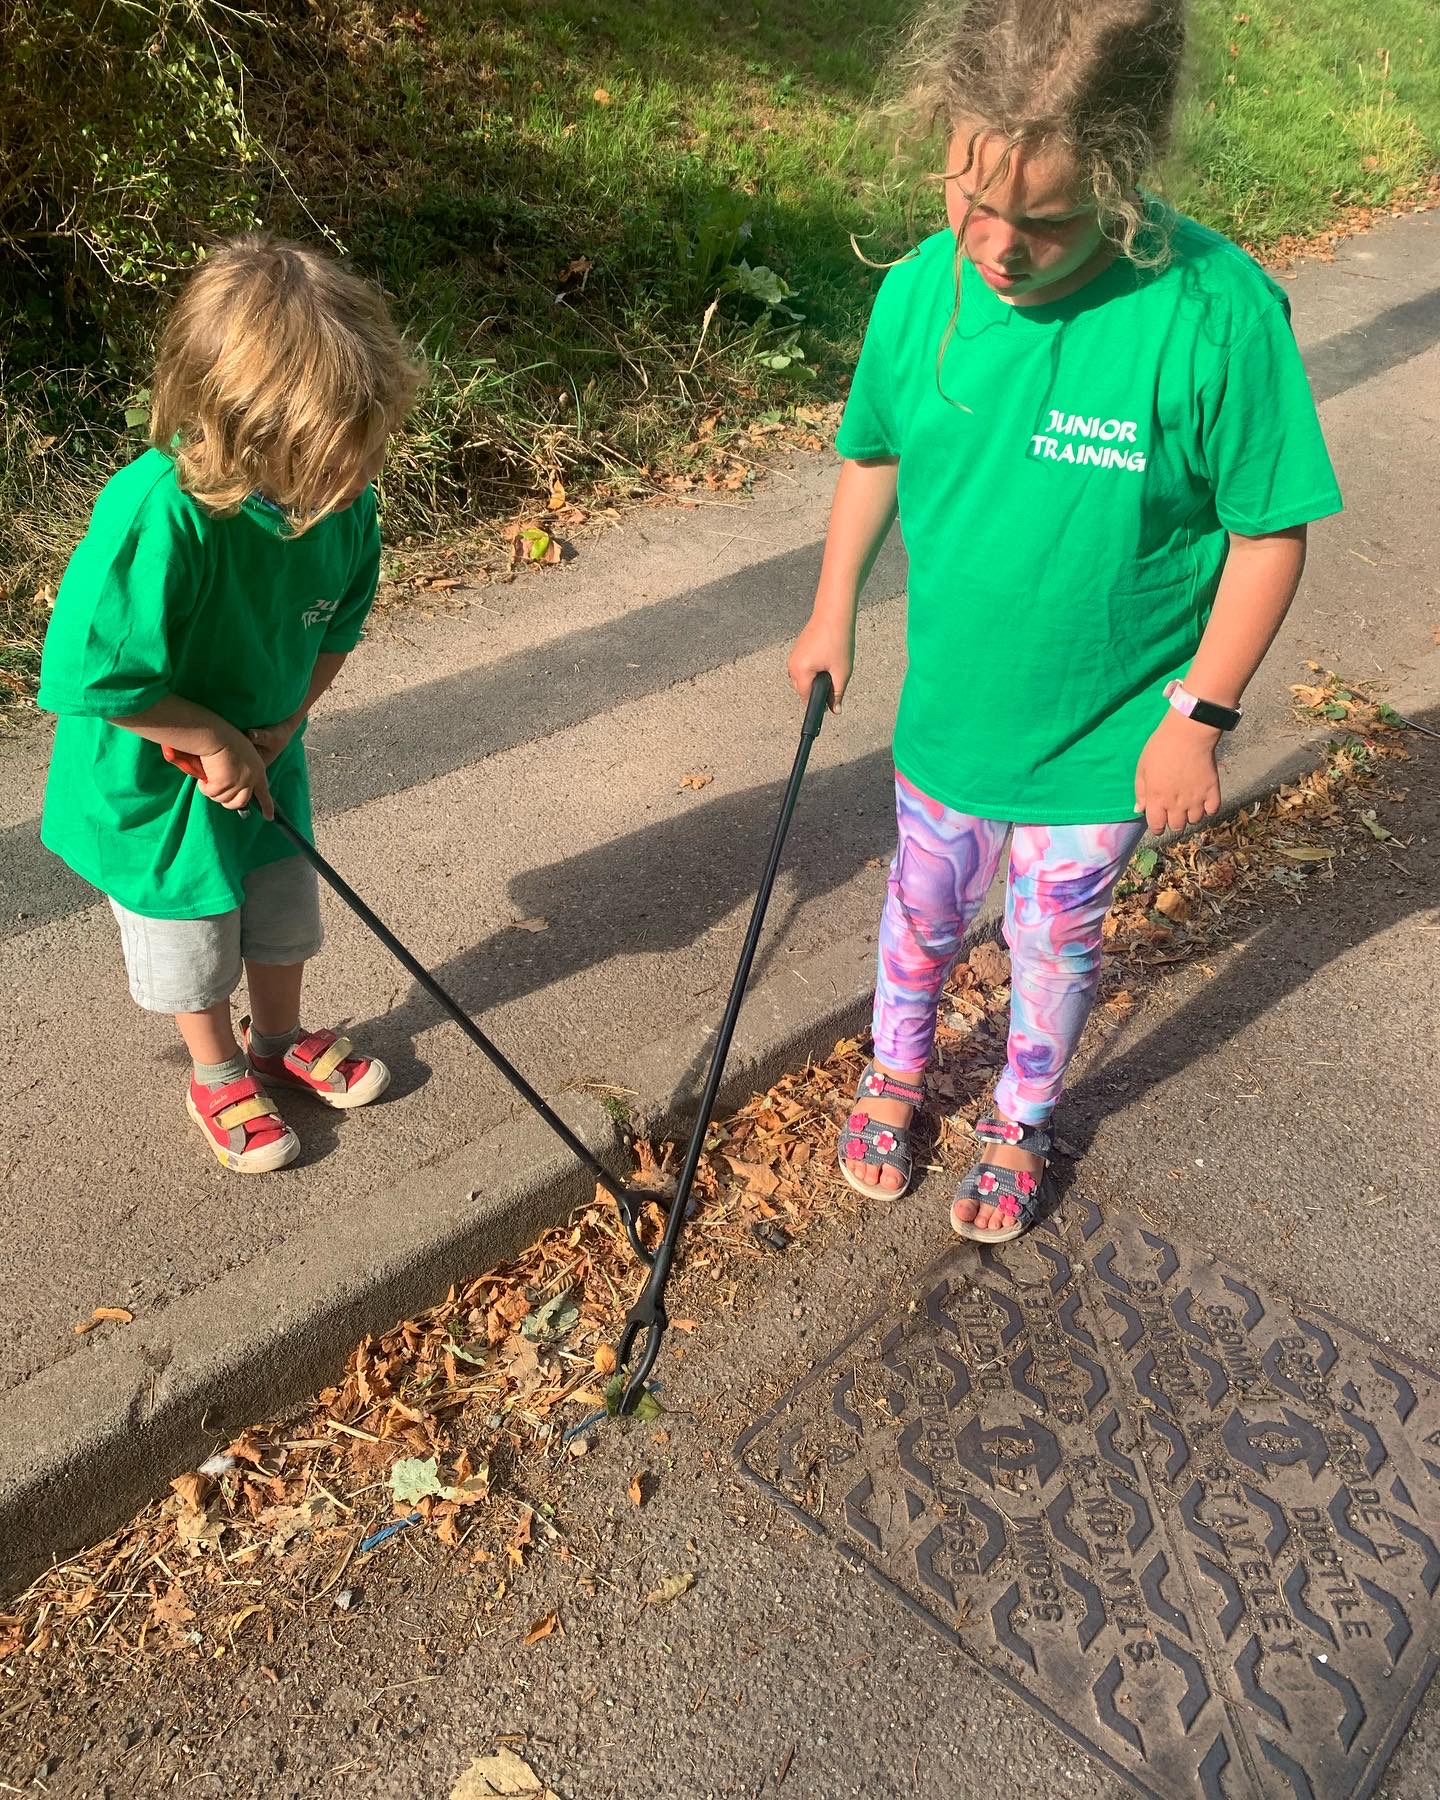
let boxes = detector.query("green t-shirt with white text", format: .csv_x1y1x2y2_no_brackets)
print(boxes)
38,449,380,917
834,205,1343,823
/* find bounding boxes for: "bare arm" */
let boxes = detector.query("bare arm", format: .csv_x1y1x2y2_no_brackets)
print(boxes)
1135,525,1308,832
787,457,900,710
247,651,349,765
107,695,273,819
105,655,352,820
1181,527,1307,707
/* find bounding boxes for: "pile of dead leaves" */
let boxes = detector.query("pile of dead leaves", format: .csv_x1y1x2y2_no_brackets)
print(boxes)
0,684,1412,1672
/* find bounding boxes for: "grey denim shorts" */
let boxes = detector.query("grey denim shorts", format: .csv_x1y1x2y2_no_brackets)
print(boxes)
109,854,323,1014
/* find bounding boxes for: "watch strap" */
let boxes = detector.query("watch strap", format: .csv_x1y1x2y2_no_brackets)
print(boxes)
1164,680,1242,732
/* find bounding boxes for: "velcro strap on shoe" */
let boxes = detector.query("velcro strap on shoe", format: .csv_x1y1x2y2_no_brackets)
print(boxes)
858,1064,926,1108
215,1094,279,1130
974,1115,1051,1156
305,1035,352,1084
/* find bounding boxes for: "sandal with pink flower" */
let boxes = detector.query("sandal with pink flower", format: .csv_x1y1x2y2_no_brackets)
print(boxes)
950,1115,1054,1243
836,1062,926,1200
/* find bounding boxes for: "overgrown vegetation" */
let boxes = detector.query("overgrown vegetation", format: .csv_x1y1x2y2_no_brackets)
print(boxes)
3,0,1437,708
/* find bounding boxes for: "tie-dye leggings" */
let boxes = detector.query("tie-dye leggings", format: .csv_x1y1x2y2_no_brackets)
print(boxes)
873,772,1146,1125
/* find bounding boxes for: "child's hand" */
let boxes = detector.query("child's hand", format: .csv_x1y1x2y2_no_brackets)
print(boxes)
198,733,274,819
1134,712,1221,834
247,718,299,767
788,614,853,712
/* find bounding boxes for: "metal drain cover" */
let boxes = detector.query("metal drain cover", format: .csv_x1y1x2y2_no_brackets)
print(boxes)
734,1200,1440,1798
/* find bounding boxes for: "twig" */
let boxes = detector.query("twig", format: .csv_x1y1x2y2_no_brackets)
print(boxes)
687,296,720,375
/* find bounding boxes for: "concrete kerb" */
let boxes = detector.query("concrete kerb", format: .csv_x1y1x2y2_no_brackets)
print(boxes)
0,1093,617,1596
5,666,1434,1598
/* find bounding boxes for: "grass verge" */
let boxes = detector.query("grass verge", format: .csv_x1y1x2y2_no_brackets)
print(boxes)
3,0,1437,712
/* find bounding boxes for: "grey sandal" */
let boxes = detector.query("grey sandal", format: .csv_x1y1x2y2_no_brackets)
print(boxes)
951,1115,1054,1243
837,1062,926,1200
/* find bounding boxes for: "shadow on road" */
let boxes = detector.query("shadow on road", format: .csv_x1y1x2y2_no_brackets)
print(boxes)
1061,703,1439,1161
354,745,898,1101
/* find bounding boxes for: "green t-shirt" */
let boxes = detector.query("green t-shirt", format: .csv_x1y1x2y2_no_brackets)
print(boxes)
38,449,381,917
835,206,1343,823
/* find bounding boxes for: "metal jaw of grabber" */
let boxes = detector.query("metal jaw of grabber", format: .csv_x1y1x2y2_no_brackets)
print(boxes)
160,745,657,1264
612,672,833,1412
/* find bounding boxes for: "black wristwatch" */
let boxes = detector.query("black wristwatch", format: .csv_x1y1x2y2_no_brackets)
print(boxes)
1164,679,1242,733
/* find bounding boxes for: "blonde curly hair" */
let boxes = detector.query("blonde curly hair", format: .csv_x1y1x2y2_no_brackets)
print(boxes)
887,0,1186,266
150,235,423,533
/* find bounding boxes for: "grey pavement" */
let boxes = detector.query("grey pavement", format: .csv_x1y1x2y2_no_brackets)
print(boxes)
4,686,1436,1800
1,207,1437,1585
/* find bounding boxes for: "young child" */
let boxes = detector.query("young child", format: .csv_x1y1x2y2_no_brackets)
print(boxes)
39,236,422,1174
788,0,1341,1242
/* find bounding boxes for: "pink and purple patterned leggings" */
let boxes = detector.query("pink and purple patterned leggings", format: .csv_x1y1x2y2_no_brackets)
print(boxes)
874,772,1145,1125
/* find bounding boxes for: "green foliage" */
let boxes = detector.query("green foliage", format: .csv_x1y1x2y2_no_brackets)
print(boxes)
0,0,263,345
2,0,1438,709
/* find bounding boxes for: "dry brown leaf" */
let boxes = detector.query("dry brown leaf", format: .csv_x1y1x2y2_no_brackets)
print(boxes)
501,1336,543,1392
727,1159,779,1198
592,87,612,104
671,1319,698,1334
628,1471,646,1507
1154,888,1191,923
259,1495,339,1558
169,1472,212,1514
522,1609,560,1645
451,1749,561,1800
150,1583,196,1645
679,770,714,792
512,916,549,933
493,1289,532,1326
967,941,1011,986
645,1571,695,1605
507,1508,535,1569
593,1343,618,1376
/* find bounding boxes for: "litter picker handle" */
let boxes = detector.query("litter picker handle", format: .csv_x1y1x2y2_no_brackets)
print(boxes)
161,741,654,1263
802,669,834,736
162,745,208,780
614,670,833,1412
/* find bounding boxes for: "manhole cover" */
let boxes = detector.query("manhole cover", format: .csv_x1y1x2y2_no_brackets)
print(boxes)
734,1199,1440,1798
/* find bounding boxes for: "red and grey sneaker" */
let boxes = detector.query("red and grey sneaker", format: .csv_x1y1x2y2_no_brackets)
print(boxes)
186,1073,299,1175
240,1019,391,1110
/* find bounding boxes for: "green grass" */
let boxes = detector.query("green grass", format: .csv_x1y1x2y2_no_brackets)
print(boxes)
2,0,1438,712
1172,0,1440,240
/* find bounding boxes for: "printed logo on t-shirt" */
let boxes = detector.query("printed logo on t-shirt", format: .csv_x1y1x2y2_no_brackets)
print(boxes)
302,596,341,628
1029,410,1147,472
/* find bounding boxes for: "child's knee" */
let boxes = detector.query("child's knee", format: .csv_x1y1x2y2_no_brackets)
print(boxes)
1004,913,1103,985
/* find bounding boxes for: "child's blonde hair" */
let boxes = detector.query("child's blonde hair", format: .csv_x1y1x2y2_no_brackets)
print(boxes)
895,0,1186,262
150,235,424,532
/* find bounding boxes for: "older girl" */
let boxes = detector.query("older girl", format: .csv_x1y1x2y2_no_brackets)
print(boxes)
789,0,1340,1240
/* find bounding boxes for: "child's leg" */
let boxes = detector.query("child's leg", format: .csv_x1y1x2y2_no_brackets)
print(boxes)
238,854,323,1053
955,820,1143,1231
851,774,1008,1190
239,856,390,1107
176,1000,244,1071
109,899,299,1172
